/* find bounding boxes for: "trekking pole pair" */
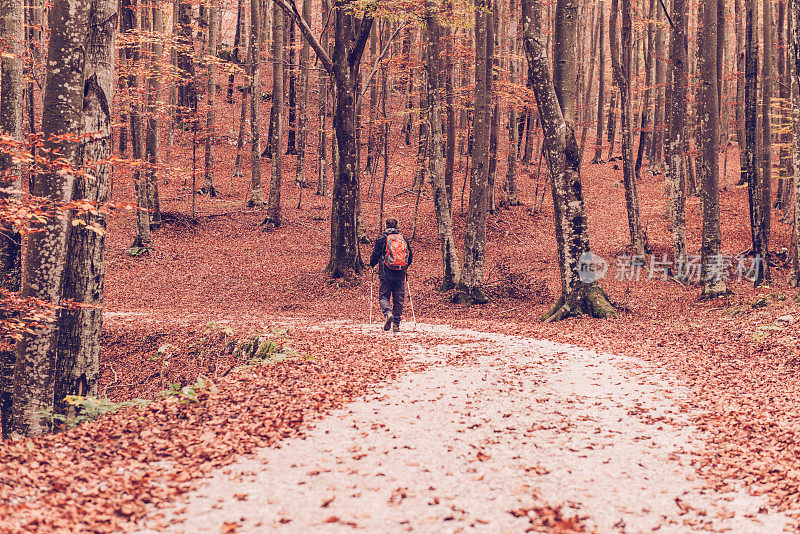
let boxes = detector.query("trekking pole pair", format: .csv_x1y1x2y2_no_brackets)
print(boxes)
367,268,417,327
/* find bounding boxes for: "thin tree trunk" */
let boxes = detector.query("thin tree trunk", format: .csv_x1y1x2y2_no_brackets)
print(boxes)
444,20,456,204
232,8,250,183
265,3,283,224
651,0,666,170
791,0,800,284
504,0,521,207
12,0,91,436
202,1,218,197
177,1,197,123
579,5,601,162
317,0,330,197
248,0,264,207
758,0,772,283
746,0,768,284
735,0,747,184
146,1,163,226
610,0,647,255
592,6,606,163
0,0,25,436
635,0,657,177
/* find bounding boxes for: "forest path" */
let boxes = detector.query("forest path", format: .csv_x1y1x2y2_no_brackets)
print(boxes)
138,321,788,533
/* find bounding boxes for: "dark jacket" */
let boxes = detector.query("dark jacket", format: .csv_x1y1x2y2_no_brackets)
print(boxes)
370,228,413,280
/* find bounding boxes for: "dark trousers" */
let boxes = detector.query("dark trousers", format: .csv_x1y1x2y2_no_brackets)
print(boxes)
378,276,405,324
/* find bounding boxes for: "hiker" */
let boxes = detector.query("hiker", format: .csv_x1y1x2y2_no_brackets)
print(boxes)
370,217,413,332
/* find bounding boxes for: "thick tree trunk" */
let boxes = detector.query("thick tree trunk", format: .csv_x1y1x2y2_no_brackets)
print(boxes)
202,1,218,197
265,5,284,227
0,0,25,436
610,0,647,255
54,0,116,421
12,0,91,436
699,0,727,298
523,0,615,321
248,0,264,207
457,0,493,304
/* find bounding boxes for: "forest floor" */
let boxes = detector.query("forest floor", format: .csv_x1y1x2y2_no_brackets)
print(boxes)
4,84,800,531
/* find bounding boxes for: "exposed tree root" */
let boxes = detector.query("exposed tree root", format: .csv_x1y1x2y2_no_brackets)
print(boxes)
541,283,617,322
451,284,489,305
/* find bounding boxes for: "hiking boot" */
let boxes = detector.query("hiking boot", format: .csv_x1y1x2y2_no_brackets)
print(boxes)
392,323,400,333
383,314,394,331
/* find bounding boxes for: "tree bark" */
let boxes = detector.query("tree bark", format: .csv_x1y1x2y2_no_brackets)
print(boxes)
791,0,800,285
699,0,727,297
294,0,311,188
12,0,91,436
457,0,493,304
265,4,284,227
54,0,116,421
202,0,218,197
425,1,461,292
0,0,25,436
610,0,647,255
145,0,163,225
248,0,264,207
523,0,615,321
592,6,606,163
665,0,689,274
745,0,768,285
176,1,197,122
317,0,330,197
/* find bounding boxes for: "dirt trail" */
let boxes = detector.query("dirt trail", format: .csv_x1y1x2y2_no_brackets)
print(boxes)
138,322,787,533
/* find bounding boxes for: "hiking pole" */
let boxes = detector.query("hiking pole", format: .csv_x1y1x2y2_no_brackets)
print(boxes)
369,268,374,325
406,275,417,328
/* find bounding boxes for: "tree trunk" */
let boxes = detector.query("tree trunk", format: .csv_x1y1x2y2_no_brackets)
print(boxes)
265,5,283,226
53,0,116,421
523,0,616,321
294,0,310,188
202,1,218,197
735,0,747,184
0,0,25,436
317,0,330,197
791,0,800,285
145,1,163,225
232,7,250,182
176,1,197,122
126,0,152,249
503,0,521,207
444,20,456,204
286,19,297,155
579,6,601,162
745,0,768,285
12,0,91,436
425,1,460,293
610,0,647,255
248,0,264,207
635,0,656,177
758,0,772,283
665,0,689,273
606,88,618,160
592,6,606,163
699,0,727,297
457,0,493,304
650,1,666,170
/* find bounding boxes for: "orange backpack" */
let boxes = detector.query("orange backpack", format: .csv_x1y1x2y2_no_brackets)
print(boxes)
384,233,409,270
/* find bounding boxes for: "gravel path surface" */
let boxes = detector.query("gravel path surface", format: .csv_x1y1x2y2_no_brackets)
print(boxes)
141,322,788,533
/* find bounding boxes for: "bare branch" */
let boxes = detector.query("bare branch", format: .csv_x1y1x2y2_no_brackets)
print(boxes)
270,0,334,74
357,22,405,106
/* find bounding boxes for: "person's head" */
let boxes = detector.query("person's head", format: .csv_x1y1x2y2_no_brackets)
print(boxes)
385,217,399,230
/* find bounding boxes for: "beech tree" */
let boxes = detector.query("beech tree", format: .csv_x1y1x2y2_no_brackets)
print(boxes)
456,0,493,304
0,0,24,435
271,0,374,278
425,0,460,292
203,0,218,197
698,0,727,298
265,5,284,228
523,0,616,321
54,0,117,421
610,0,647,255
12,0,91,436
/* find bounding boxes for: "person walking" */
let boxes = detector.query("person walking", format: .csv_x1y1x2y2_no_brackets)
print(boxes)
369,217,413,332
